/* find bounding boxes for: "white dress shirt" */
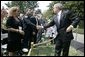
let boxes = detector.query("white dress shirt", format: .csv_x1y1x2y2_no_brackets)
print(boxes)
57,10,62,25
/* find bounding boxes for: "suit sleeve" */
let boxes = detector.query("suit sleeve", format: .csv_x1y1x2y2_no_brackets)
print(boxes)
44,17,55,29
19,19,24,30
24,18,36,28
68,10,80,28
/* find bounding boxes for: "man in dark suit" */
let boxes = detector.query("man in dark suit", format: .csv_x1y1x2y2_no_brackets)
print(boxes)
34,9,47,43
37,3,80,56
30,15,38,44
22,9,36,53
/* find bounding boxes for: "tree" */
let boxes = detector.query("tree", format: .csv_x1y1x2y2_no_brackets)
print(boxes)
5,1,38,13
43,9,53,20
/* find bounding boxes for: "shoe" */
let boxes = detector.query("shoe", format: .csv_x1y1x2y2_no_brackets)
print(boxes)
22,48,28,52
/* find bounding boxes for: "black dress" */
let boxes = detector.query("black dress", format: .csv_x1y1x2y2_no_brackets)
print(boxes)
6,16,22,52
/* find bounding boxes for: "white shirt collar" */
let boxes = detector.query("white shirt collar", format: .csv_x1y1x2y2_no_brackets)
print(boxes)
57,10,62,16
24,16,28,18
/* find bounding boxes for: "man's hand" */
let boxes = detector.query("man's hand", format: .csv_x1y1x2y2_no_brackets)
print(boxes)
66,25,73,32
19,30,24,35
33,32,36,35
36,25,44,30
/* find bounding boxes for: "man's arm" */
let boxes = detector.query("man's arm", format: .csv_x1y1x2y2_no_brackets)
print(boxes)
44,20,55,29
66,10,80,32
36,16,55,30
24,18,36,28
68,10,80,28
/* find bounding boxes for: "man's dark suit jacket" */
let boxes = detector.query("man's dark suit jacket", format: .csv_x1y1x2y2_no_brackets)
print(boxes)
44,10,80,42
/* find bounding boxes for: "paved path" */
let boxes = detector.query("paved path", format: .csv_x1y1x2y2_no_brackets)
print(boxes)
71,33,84,53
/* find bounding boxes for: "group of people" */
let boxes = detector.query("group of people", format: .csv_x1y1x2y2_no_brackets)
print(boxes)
1,7,47,56
1,3,80,56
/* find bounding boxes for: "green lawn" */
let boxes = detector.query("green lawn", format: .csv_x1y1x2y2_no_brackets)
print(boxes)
69,47,84,56
28,44,84,56
30,44,55,56
27,31,84,56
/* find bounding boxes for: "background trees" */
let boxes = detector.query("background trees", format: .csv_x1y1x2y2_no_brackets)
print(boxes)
5,1,38,13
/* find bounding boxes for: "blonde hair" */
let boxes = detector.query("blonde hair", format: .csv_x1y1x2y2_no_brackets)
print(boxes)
8,6,19,17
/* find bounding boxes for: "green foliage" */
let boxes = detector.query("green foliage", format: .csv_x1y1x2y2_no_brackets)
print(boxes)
43,9,53,20
5,1,38,13
78,20,84,29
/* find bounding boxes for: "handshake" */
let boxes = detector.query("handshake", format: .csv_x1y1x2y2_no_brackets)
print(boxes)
36,25,44,30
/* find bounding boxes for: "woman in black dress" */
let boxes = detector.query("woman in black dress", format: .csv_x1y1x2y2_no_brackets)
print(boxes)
6,7,24,56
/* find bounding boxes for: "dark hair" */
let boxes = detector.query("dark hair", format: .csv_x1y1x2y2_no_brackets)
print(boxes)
35,9,41,14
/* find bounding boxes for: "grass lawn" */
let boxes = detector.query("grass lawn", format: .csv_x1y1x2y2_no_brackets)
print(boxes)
27,29,84,56
28,44,84,56
69,46,84,56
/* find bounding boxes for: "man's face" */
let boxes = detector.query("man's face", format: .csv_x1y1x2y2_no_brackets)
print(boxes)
1,10,8,18
53,5,59,14
26,9,33,16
